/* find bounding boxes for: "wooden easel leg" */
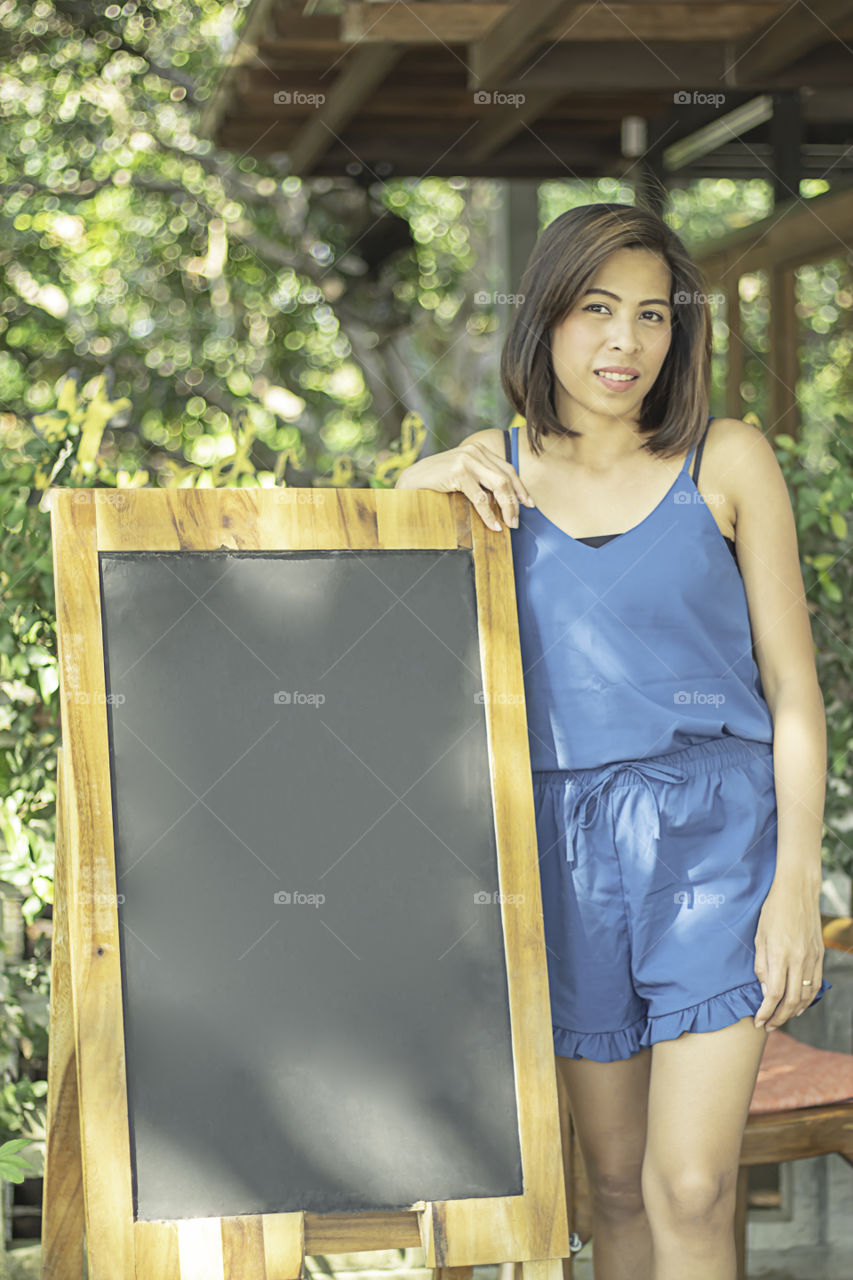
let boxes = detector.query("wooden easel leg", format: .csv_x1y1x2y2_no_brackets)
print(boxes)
432,1267,473,1280
555,1058,576,1280
522,1260,565,1280
734,1165,749,1280
493,1055,582,1280
41,751,85,1279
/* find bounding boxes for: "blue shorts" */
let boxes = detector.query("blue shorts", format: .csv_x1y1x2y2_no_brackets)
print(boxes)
533,735,831,1062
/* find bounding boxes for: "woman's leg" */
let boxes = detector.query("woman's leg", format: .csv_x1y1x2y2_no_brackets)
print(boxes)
641,1017,768,1279
555,1047,653,1280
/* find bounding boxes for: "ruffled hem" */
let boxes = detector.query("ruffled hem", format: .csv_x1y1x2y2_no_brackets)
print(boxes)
553,977,833,1060
638,976,833,1049
554,1013,647,1062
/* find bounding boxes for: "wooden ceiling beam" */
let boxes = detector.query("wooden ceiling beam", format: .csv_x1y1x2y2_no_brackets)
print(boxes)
284,43,403,176
340,3,505,45
492,39,853,91
341,3,780,46
202,0,853,177
726,0,853,83
467,0,584,90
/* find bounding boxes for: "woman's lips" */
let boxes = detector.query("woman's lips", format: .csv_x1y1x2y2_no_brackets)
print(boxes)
594,370,640,392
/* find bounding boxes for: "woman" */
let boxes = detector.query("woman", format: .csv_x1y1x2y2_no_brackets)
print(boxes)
395,203,830,1280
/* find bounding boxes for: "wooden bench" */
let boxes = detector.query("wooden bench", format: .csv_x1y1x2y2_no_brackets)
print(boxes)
500,916,853,1279
733,914,853,1277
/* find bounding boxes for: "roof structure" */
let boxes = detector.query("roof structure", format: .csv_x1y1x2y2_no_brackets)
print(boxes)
200,0,853,188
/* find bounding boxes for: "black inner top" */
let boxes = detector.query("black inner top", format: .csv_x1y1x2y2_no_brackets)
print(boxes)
503,422,739,567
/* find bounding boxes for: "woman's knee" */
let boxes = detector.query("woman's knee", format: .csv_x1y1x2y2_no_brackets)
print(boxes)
586,1162,645,1219
642,1160,737,1226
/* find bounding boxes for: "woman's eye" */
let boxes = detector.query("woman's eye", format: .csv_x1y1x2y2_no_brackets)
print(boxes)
583,304,665,322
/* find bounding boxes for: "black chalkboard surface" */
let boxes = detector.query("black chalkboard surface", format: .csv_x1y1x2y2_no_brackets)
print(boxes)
99,548,523,1222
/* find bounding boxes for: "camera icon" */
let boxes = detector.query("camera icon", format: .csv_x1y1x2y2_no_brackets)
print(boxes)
674,491,691,504
673,91,691,105
673,690,691,705
474,91,491,105
273,91,291,105
473,890,491,904
274,891,291,904
274,691,291,704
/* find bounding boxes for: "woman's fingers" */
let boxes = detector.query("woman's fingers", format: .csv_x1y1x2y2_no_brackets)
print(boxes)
754,960,823,1029
453,445,535,529
395,441,536,530
454,482,504,531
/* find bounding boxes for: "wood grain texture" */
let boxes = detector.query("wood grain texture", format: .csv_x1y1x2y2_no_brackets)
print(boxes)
222,1215,267,1277
419,514,570,1266
177,1218,224,1279
47,484,566,1277
262,1212,305,1278
134,1221,180,1278
41,748,85,1280
49,490,136,1279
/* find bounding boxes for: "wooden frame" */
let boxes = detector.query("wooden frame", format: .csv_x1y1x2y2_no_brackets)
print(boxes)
735,1100,853,1280
43,485,570,1280
199,0,853,177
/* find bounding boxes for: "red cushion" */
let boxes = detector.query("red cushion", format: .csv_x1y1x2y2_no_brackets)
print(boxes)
749,1031,853,1115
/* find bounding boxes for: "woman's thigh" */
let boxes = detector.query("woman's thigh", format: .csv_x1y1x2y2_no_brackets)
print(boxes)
556,1047,652,1203
642,1017,768,1203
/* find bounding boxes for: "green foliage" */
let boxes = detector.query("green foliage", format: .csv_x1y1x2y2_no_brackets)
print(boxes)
0,1138,40,1185
0,0,851,1183
773,419,853,885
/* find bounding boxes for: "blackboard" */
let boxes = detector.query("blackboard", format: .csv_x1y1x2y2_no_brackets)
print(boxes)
98,548,523,1222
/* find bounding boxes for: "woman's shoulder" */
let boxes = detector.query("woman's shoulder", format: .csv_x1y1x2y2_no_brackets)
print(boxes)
702,416,787,522
703,416,780,476
459,426,509,453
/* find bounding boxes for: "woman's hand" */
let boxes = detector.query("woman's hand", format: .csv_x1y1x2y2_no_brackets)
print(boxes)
395,441,535,531
752,870,825,1030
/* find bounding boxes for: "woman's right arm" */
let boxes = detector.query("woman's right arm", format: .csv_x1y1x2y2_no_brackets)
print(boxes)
394,427,535,531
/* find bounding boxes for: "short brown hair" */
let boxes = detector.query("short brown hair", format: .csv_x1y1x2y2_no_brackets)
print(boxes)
499,202,712,459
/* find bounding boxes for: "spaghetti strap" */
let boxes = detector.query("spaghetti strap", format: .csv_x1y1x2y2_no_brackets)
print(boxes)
691,416,713,485
503,427,512,464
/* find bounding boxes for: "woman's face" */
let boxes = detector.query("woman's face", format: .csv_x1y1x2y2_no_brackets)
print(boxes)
549,247,673,429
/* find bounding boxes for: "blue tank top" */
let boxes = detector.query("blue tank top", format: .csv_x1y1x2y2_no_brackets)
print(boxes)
508,422,774,770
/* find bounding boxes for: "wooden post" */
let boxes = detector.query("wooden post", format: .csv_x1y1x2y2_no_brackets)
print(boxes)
724,258,745,422
768,264,800,439
40,747,86,1280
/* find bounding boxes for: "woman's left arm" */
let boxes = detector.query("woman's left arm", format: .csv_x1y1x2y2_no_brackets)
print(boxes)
722,419,827,1031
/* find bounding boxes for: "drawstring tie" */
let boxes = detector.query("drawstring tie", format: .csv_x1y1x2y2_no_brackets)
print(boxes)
559,756,691,869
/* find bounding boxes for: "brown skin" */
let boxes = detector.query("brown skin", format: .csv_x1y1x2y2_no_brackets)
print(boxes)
396,247,827,1280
